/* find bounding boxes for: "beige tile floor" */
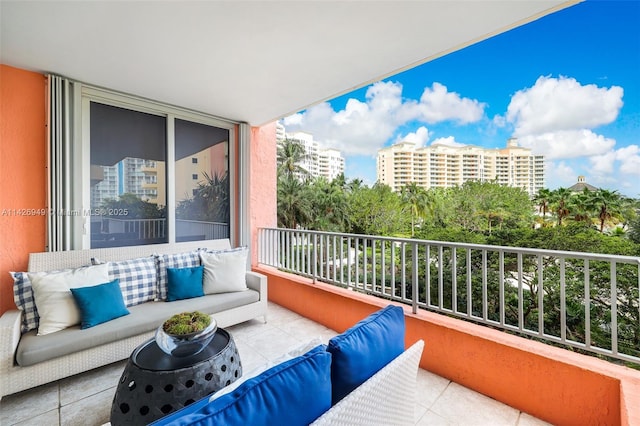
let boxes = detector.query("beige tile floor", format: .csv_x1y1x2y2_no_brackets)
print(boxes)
0,302,551,426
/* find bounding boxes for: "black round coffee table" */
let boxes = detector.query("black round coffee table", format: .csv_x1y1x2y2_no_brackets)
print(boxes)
110,328,241,426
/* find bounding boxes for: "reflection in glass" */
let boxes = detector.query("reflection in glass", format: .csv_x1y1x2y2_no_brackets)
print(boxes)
174,119,230,242
89,102,168,247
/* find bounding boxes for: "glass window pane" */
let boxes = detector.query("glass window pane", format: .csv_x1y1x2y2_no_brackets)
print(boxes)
89,102,167,247
174,118,229,242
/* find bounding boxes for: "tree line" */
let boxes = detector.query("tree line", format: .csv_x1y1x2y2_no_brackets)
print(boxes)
277,138,640,363
277,138,640,252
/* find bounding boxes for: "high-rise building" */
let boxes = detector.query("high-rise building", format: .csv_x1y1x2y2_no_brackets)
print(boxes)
278,126,345,181
91,157,162,207
376,138,545,196
318,148,345,181
276,122,286,143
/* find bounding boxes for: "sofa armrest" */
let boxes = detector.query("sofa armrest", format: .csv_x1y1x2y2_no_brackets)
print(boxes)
0,310,22,372
246,270,267,299
311,340,425,426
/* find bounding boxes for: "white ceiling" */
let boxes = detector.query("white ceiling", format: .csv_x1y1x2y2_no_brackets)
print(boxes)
1,1,580,126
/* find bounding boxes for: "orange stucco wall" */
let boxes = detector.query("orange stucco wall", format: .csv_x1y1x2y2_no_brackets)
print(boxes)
255,265,640,426
249,123,277,266
0,65,47,314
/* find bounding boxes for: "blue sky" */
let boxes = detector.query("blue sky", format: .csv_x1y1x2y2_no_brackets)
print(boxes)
283,0,640,197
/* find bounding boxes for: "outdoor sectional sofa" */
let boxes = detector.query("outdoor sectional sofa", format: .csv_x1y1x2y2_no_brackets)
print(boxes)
152,305,425,426
0,239,267,400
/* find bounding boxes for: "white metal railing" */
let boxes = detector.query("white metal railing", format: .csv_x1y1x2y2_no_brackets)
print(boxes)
96,218,229,241
176,219,230,240
102,217,167,240
258,227,640,365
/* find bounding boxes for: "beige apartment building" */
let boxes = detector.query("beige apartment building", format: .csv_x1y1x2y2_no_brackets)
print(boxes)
377,138,544,196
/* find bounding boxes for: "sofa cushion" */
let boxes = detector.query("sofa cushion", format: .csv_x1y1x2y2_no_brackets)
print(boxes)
166,266,204,301
200,247,248,294
156,251,201,300
11,271,39,333
70,279,130,329
150,345,331,426
15,289,260,366
327,305,405,404
104,256,157,306
27,264,110,335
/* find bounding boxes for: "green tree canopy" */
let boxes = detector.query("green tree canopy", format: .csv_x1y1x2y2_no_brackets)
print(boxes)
101,193,166,219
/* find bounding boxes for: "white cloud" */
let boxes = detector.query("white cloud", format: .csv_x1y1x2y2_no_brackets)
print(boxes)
507,76,623,136
282,80,485,156
517,129,616,159
394,126,430,146
430,136,466,147
411,82,486,124
544,160,576,189
492,114,506,128
505,75,632,194
282,112,303,126
590,145,640,176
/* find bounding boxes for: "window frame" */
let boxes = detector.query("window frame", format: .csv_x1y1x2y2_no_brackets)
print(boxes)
73,84,239,249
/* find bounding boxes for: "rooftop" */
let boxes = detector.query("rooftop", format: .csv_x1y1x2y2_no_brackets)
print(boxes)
0,302,550,426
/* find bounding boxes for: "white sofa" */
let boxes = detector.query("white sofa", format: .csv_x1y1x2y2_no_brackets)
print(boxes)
0,240,267,400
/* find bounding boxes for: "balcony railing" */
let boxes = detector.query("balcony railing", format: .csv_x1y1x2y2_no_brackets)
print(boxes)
92,217,229,243
258,227,640,365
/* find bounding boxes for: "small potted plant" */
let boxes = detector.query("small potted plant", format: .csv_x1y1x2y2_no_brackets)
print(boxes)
155,311,217,357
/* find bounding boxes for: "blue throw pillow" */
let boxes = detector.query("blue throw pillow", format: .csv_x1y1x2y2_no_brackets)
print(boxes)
166,265,204,302
150,345,331,426
327,305,405,404
70,279,129,329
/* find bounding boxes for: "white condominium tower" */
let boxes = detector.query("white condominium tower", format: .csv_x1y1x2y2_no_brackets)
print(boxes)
317,148,345,181
376,138,544,196
280,129,345,181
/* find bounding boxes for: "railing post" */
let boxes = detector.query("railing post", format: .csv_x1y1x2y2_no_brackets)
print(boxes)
313,233,318,284
412,242,418,314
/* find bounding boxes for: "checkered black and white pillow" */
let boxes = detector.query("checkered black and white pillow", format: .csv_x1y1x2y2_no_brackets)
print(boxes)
11,271,39,333
155,251,201,301
103,257,157,307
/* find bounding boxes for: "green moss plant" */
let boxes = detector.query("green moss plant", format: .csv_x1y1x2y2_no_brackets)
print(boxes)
162,311,211,336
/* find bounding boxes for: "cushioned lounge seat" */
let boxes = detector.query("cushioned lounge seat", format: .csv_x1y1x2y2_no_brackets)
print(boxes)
16,290,259,366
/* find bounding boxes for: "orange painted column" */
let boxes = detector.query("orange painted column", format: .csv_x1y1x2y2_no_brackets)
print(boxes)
0,65,47,314
248,123,277,267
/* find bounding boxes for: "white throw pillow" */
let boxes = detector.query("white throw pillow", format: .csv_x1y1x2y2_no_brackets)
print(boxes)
28,263,110,335
199,247,248,294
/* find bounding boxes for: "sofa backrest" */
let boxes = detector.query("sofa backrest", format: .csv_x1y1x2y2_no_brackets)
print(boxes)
28,239,232,272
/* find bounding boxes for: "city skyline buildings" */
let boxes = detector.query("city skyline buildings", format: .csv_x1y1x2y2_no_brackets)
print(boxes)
377,138,545,196
277,122,345,181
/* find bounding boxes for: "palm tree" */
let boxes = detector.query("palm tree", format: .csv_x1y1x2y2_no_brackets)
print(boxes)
175,172,230,223
569,189,592,225
309,177,349,231
277,176,311,229
550,187,573,226
587,188,623,232
400,182,427,237
533,188,552,220
276,138,313,180
347,178,364,193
